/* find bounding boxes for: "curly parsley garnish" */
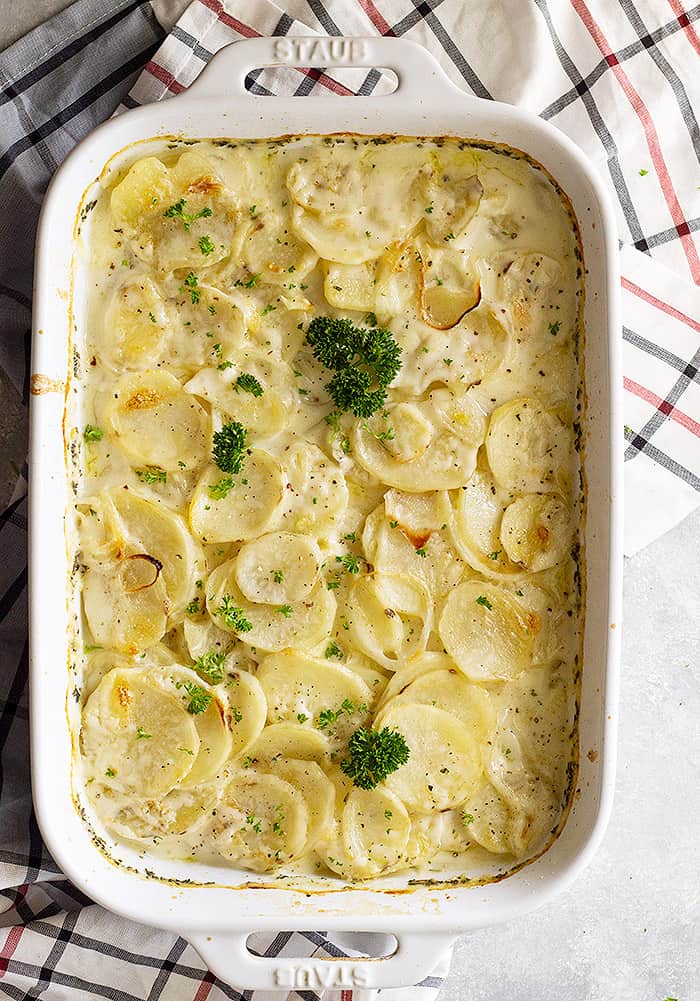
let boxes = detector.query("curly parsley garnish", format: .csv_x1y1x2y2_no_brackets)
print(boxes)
306,316,402,418
212,421,247,474
340,726,410,790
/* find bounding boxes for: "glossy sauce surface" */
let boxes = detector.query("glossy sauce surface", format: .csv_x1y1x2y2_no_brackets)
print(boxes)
73,136,584,881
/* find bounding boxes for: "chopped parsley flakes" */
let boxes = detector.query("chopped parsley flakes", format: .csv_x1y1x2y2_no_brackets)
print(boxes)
163,198,212,231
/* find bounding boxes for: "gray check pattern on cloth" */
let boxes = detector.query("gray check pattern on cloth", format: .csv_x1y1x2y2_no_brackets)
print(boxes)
1,0,700,998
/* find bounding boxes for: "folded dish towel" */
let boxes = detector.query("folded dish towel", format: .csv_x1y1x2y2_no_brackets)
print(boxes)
0,1,698,999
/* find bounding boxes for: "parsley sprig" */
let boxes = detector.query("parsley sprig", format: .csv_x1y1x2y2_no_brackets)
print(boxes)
306,316,402,418
181,681,212,715
194,650,226,684
212,421,247,474
340,726,410,790
217,594,253,632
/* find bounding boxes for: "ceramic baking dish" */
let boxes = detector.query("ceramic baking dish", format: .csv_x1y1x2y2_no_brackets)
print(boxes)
29,36,622,994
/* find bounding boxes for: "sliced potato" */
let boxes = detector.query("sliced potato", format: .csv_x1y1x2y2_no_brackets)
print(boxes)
238,209,318,284
375,651,456,712
422,169,482,244
82,668,198,797
421,275,481,330
439,580,536,681
94,783,221,842
83,560,168,654
184,356,289,438
378,404,433,463
322,260,375,310
287,145,424,264
377,703,482,812
183,615,234,661
110,157,173,229
210,770,308,869
390,669,496,739
346,571,432,670
274,759,335,850
450,463,526,580
383,489,451,537
120,664,232,787
352,397,481,492
225,669,268,758
486,738,561,855
256,650,371,746
500,494,571,571
235,533,321,604
430,388,487,445
107,487,204,614
207,560,336,652
404,814,442,867
190,453,285,543
105,370,208,471
246,722,330,765
100,278,170,371
84,650,134,699
365,504,465,601
485,397,573,494
448,782,519,855
340,786,411,878
277,442,349,538
111,150,240,272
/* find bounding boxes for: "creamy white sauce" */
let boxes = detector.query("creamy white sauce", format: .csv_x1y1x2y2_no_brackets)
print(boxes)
72,136,584,884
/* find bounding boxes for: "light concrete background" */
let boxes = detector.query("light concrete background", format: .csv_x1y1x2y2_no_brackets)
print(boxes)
2,4,698,1000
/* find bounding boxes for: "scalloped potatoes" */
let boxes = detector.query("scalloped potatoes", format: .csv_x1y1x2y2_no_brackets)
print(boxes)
74,135,584,884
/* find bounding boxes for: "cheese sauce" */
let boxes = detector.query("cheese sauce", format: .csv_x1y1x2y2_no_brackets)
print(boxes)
71,136,584,883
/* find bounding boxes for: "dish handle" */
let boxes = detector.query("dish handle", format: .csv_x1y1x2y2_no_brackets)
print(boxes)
187,35,463,103
183,930,456,993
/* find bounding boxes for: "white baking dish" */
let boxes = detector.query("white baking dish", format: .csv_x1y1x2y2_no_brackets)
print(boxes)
29,36,622,993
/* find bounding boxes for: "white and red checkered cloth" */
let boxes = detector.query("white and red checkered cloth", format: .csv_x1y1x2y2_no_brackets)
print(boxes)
0,1,699,999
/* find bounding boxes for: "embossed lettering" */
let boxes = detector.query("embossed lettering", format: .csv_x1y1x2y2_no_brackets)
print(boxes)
271,37,367,66
272,39,293,61
273,967,294,987
274,963,372,988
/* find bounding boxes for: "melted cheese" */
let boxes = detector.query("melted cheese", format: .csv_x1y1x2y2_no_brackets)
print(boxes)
73,135,584,883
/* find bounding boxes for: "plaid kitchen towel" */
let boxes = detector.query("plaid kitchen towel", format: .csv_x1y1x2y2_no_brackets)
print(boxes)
1,0,699,998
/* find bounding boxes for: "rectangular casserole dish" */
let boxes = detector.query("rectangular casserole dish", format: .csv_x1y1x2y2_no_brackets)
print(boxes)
30,36,622,993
